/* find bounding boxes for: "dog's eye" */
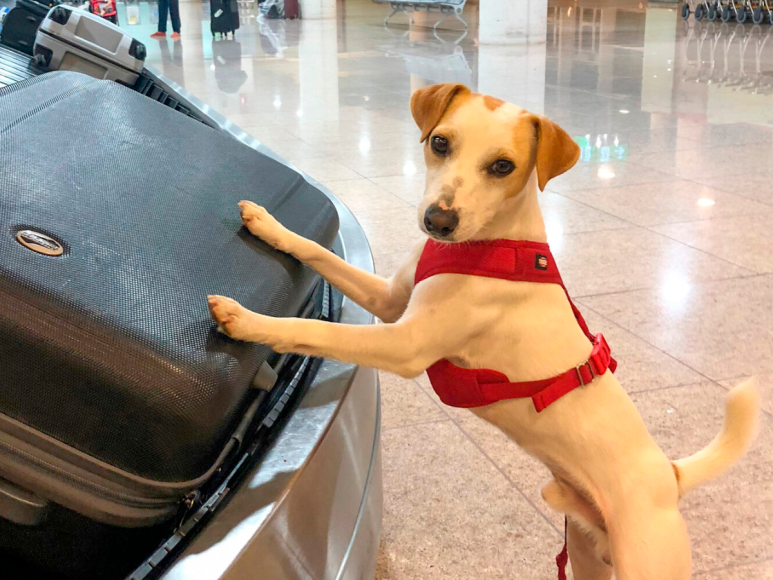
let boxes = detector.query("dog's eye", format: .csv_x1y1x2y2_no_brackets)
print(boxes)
431,136,449,156
490,159,515,176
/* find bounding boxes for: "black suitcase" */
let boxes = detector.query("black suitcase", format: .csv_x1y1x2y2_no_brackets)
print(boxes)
0,0,53,55
0,72,338,578
210,0,239,36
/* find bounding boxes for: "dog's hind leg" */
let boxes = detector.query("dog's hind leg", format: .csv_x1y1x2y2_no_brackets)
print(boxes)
542,480,612,576
567,518,613,580
608,496,692,580
238,201,419,323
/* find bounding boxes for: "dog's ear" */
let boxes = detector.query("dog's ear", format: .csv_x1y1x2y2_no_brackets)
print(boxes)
530,115,580,191
411,83,470,143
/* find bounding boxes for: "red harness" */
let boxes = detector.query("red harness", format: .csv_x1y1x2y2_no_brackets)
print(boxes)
415,238,615,580
415,239,616,411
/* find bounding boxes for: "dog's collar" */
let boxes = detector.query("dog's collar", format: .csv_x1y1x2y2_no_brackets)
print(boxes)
415,238,616,411
415,238,561,287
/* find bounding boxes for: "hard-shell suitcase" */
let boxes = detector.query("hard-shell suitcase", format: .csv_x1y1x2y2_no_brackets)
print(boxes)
0,0,53,55
210,0,239,36
0,71,339,578
33,5,145,85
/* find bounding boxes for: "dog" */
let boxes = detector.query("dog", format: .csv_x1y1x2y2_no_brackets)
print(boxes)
208,83,760,580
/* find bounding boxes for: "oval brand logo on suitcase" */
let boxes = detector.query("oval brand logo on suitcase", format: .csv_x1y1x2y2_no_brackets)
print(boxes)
16,229,64,256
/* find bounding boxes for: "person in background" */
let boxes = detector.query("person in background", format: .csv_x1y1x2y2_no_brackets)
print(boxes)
150,0,181,39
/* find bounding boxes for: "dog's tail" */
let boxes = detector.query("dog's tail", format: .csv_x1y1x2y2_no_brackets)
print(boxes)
671,378,760,499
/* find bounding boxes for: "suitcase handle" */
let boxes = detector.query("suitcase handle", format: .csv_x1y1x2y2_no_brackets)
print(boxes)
0,478,49,526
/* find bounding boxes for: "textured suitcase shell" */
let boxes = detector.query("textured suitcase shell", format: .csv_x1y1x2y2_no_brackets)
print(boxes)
0,72,339,526
34,5,145,84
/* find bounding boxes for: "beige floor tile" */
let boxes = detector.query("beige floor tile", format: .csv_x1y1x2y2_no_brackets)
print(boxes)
322,179,412,215
624,128,704,155
720,374,773,416
286,156,362,182
249,136,327,161
287,119,418,147
355,206,425,256
454,417,564,531
560,181,771,227
539,192,631,235
551,227,753,297
370,174,427,207
319,134,424,160
221,110,279,128
377,422,561,580
677,123,773,147
547,161,678,194
689,174,773,207
580,276,773,380
694,559,773,579
379,372,447,430
580,309,705,392
334,147,427,179
683,470,773,573
629,382,771,468
635,144,773,181
373,251,414,278
653,213,773,274
240,124,299,143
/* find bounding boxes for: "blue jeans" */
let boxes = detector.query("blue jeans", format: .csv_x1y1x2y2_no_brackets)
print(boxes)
158,0,181,33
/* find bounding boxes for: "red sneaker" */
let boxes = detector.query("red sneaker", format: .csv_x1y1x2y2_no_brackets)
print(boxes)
150,31,166,38
170,32,181,40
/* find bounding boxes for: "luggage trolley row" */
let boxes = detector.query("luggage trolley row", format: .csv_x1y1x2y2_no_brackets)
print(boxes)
681,0,773,23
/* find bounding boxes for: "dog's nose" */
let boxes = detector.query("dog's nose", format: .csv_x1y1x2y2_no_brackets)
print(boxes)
423,205,459,238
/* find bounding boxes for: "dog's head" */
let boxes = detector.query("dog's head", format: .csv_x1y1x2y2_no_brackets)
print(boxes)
411,83,579,242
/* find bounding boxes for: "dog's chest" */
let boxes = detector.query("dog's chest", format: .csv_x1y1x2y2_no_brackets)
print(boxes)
456,278,593,382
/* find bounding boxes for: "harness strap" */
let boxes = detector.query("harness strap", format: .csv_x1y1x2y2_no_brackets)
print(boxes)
427,332,613,411
556,518,569,580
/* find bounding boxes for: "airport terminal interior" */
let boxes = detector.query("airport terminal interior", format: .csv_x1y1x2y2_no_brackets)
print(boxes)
1,0,771,578
127,2,773,578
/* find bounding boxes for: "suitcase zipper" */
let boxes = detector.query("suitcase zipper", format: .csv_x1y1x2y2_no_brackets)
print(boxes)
0,437,180,508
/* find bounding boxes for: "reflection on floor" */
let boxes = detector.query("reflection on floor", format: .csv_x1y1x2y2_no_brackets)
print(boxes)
122,1,772,578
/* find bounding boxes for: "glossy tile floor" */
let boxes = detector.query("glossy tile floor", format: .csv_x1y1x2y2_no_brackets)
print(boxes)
126,1,773,578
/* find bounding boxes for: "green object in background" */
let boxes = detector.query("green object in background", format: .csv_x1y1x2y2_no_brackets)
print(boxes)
575,135,627,163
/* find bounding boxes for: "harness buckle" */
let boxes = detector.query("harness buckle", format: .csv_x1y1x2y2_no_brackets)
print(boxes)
575,361,594,387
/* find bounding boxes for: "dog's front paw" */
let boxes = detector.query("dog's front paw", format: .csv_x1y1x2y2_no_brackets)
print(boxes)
207,295,258,341
238,201,292,253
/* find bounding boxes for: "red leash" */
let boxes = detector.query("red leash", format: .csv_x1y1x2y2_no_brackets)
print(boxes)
556,518,569,580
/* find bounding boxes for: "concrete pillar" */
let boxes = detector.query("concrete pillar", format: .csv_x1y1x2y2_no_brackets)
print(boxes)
477,43,546,112
596,9,618,95
479,0,547,45
555,6,576,88
299,0,336,20
298,20,339,122
641,7,679,116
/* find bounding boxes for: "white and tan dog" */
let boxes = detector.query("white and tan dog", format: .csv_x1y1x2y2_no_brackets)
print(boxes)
208,84,759,580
